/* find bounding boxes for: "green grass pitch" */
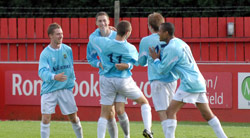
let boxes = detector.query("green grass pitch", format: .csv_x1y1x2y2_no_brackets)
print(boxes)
0,121,249,138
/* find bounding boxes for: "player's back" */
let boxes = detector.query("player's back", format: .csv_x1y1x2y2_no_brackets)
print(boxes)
101,39,138,78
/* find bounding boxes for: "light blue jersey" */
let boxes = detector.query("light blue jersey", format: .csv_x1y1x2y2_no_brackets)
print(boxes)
87,29,117,75
89,29,138,78
38,44,76,95
138,33,178,82
153,38,206,93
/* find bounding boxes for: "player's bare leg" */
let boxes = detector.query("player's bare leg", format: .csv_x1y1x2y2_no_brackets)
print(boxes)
67,112,83,138
133,95,153,138
107,106,118,138
165,100,185,138
41,114,51,138
98,105,114,138
156,110,169,137
196,103,227,138
115,102,130,138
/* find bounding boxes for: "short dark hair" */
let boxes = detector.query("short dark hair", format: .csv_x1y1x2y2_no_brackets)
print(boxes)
47,23,61,36
95,11,109,20
117,20,131,36
160,22,175,36
148,12,164,32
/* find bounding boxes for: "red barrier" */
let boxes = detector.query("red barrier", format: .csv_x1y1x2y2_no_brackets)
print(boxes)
0,62,250,122
1,17,250,62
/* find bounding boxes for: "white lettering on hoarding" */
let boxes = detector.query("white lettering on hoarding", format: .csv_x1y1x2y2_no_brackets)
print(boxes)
205,76,224,105
11,73,154,99
12,73,42,96
90,74,99,97
9,71,231,108
207,92,223,105
33,80,40,96
74,74,98,97
79,81,90,97
12,74,22,95
205,76,218,90
143,81,151,97
73,81,78,96
23,80,33,96
137,81,151,98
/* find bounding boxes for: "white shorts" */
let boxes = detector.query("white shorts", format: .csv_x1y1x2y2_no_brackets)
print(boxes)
99,76,142,105
173,89,208,104
99,76,127,103
115,94,127,103
41,89,78,115
151,80,177,111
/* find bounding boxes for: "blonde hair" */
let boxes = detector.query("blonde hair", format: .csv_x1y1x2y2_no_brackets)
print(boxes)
148,12,164,32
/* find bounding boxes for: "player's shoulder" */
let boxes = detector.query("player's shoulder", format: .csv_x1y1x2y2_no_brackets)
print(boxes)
41,45,51,53
173,38,189,50
166,38,186,54
40,46,51,58
168,38,182,47
61,43,72,51
140,34,160,47
164,39,179,51
126,41,136,48
141,33,158,42
126,42,138,53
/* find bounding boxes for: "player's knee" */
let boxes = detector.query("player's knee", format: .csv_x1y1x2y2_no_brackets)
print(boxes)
109,110,115,118
42,116,51,124
201,112,214,121
70,117,78,123
199,108,215,121
42,119,50,124
68,113,78,123
158,111,168,121
115,107,125,115
135,96,148,105
166,109,176,118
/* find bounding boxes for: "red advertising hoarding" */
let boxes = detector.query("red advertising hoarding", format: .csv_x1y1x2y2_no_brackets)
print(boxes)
5,64,232,109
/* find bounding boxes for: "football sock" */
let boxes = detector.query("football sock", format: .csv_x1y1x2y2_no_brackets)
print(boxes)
208,116,228,138
107,118,118,138
71,117,83,138
97,117,108,138
118,112,130,138
41,122,50,138
161,120,168,138
166,119,177,138
141,104,152,131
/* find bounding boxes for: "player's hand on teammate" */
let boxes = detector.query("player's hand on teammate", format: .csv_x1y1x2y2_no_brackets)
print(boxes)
109,26,117,31
54,72,67,82
149,47,160,60
99,62,104,70
115,63,129,70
